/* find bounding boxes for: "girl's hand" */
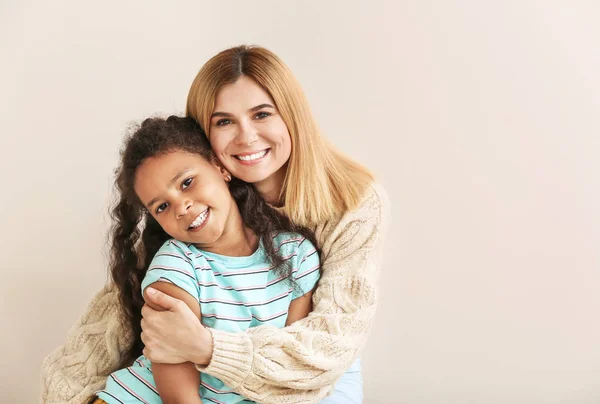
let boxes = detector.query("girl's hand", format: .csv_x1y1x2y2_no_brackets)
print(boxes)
141,287,213,365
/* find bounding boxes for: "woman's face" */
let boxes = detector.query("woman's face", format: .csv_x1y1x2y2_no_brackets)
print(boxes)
208,76,292,190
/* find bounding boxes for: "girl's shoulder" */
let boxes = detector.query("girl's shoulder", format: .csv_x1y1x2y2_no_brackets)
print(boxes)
156,238,196,259
271,232,316,253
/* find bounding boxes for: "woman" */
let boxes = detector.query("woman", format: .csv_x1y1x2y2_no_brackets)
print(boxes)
42,45,389,404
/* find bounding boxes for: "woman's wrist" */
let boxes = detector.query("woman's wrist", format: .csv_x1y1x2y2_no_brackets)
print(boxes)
191,322,214,366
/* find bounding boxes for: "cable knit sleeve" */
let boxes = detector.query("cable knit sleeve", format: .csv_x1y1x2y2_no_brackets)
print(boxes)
200,183,390,404
40,283,130,404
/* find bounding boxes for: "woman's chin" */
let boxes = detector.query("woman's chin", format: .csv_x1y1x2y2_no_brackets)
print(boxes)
234,170,272,185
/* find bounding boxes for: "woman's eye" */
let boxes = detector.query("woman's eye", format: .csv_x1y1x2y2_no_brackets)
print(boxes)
182,177,193,189
156,203,168,214
255,111,271,120
216,118,232,126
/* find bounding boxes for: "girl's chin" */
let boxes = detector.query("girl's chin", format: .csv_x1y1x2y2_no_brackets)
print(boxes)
189,232,221,247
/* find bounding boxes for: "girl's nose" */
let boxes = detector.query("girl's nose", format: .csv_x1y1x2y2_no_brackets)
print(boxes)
175,199,193,218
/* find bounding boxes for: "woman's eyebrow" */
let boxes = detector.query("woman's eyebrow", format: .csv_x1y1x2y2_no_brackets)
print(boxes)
249,103,274,112
211,103,274,119
211,111,232,118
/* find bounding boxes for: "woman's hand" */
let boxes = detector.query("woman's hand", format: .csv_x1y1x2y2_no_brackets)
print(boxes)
141,287,213,365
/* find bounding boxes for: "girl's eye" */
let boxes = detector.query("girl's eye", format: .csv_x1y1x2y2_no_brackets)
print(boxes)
156,203,168,214
216,118,232,126
182,177,193,189
255,111,271,120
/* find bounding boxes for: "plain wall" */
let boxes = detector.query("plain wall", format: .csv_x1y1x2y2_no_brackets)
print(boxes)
2,1,599,403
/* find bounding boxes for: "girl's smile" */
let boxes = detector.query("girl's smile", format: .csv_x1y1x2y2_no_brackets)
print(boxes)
188,208,210,232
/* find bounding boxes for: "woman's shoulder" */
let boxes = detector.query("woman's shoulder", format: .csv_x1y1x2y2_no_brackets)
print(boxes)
339,182,390,224
357,182,389,216
314,182,390,251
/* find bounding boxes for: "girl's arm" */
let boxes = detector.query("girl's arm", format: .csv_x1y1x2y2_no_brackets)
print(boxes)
144,281,203,404
285,290,314,326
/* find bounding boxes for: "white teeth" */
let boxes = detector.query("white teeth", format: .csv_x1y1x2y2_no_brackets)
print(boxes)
189,209,209,229
237,150,267,161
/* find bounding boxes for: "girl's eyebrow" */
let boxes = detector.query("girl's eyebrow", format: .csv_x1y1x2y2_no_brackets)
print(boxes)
211,103,274,119
145,168,193,209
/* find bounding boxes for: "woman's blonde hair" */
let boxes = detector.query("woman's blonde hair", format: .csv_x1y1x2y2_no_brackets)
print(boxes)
186,45,374,227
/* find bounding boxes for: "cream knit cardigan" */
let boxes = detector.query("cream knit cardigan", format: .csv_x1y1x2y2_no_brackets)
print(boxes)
41,183,389,404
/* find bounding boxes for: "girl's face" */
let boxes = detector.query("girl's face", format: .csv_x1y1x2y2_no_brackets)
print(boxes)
134,150,236,247
208,76,292,189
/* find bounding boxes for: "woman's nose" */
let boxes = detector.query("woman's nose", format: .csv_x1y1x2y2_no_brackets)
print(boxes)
235,120,259,146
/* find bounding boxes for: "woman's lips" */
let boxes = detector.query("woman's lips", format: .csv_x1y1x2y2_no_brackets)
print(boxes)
233,148,270,165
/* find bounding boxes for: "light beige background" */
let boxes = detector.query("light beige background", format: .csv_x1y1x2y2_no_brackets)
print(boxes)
1,1,599,403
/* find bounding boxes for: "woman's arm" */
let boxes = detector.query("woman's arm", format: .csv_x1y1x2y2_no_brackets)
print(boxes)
41,284,129,404
143,184,390,404
144,281,203,404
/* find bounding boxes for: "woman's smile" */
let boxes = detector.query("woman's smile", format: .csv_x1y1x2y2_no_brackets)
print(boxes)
233,148,270,165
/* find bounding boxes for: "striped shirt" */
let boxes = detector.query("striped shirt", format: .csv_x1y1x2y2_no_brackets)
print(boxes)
97,233,320,404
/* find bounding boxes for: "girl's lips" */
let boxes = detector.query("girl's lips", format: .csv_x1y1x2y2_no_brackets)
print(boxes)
234,149,270,166
188,208,210,232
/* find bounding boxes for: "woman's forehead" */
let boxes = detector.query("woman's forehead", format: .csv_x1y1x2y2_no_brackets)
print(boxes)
214,76,275,111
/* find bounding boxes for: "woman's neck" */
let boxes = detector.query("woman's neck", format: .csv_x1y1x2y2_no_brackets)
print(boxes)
254,164,287,206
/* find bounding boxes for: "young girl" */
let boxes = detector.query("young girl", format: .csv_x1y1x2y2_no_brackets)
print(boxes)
93,116,320,404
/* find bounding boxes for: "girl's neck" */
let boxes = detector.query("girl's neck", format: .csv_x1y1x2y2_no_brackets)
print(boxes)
195,204,258,257
254,164,287,206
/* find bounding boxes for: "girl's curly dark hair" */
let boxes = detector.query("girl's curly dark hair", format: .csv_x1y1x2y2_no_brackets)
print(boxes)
110,115,318,367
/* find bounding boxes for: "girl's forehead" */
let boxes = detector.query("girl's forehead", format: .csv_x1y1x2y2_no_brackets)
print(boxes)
135,152,209,184
133,152,213,205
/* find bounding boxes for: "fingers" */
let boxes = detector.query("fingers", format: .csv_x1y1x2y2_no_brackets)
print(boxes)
141,304,151,320
142,347,151,361
141,332,157,362
144,287,178,310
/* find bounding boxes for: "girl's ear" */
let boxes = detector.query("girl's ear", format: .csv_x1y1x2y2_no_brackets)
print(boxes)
210,156,232,182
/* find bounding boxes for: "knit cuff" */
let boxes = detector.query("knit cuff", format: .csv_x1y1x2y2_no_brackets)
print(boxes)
196,328,253,389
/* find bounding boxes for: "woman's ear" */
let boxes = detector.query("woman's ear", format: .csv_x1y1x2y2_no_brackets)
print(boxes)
210,156,232,182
